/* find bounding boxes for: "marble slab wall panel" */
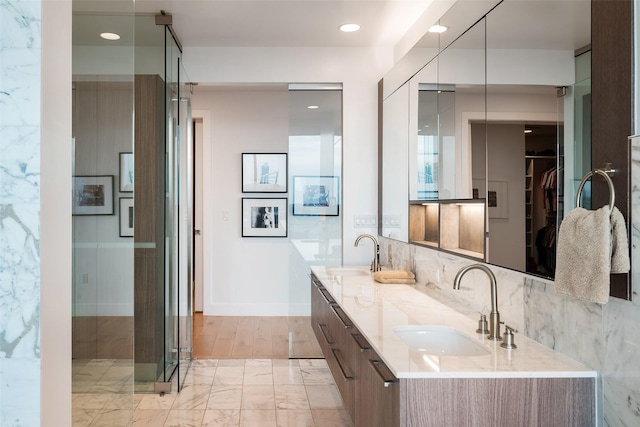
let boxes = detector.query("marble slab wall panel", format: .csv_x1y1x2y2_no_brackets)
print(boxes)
0,0,42,425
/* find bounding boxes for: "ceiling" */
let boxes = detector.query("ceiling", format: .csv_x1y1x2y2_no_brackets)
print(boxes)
72,0,435,48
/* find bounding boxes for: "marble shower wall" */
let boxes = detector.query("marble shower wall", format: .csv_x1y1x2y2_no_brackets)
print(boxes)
381,136,640,426
0,1,42,426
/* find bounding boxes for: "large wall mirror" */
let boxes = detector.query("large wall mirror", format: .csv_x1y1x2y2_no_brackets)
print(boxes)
380,0,592,280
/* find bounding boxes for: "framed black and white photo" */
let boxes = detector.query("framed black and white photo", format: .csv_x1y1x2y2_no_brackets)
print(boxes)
72,175,114,215
242,198,288,237
242,153,288,193
119,152,134,192
119,198,134,237
292,176,340,216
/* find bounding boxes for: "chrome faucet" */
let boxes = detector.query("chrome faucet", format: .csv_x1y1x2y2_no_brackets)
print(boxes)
354,234,381,272
453,264,502,341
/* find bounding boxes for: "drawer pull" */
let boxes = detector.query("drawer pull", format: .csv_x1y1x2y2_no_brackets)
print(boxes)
332,348,354,381
352,333,372,352
318,323,335,345
369,359,398,387
330,305,353,329
319,288,336,305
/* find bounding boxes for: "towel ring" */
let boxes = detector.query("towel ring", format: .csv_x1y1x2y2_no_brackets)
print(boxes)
575,168,615,212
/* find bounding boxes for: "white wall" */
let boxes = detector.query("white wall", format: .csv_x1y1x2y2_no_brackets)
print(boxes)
193,87,292,315
187,47,392,315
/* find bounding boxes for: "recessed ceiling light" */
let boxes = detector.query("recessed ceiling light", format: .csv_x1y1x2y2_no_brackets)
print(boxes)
428,25,448,33
100,32,121,41
339,23,360,33
524,129,533,134
307,105,319,109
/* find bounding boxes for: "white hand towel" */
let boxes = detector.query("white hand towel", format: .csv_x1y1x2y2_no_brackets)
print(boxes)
555,206,611,304
610,206,630,274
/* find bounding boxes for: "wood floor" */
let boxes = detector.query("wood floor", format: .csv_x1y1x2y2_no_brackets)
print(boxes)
193,314,323,360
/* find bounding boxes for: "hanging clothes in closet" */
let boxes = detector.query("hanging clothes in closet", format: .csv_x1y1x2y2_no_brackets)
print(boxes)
535,222,556,274
539,166,557,214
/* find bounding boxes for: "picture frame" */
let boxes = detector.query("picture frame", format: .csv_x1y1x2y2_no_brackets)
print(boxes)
119,198,134,237
242,153,288,193
292,176,340,216
119,152,134,192
72,175,114,215
242,198,288,237
488,180,508,219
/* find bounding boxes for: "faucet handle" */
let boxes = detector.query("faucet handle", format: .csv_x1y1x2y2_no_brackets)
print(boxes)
476,313,490,335
500,325,518,349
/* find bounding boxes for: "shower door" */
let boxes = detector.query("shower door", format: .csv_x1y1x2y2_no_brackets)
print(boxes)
164,35,193,391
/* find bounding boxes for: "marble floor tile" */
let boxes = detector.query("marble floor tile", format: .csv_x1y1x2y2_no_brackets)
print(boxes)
272,359,299,367
213,366,245,386
137,392,177,410
101,366,134,382
132,409,169,426
240,409,277,427
164,409,205,427
207,385,243,410
243,365,274,385
217,359,246,367
202,409,241,426
300,366,335,385
241,385,276,410
191,359,219,368
184,366,217,386
273,366,304,385
171,385,211,410
87,409,133,427
72,358,348,427
299,359,328,368
276,409,315,427
73,393,113,410
306,385,344,409
103,393,138,410
72,408,99,427
245,359,272,367
311,409,353,427
274,384,310,410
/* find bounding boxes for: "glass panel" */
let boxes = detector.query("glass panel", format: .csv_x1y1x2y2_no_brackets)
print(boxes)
164,30,193,390
71,5,136,415
382,83,410,241
288,87,342,359
177,58,193,390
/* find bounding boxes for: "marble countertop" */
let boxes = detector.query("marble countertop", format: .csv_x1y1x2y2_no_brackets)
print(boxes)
311,265,597,379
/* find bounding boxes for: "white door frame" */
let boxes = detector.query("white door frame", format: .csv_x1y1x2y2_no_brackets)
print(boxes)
192,110,212,312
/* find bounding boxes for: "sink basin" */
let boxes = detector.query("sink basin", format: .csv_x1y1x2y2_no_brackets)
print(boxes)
326,267,370,277
393,325,490,357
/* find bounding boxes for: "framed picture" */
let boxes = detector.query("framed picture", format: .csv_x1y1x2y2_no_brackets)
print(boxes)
292,176,340,216
488,180,508,219
72,175,114,215
119,152,134,192
242,153,288,193
119,198,134,237
242,198,288,237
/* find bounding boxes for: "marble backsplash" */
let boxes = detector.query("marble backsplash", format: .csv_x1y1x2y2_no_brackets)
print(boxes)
1,0,42,425
380,136,640,426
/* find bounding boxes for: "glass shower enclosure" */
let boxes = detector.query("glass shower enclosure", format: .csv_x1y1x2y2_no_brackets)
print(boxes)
71,9,193,417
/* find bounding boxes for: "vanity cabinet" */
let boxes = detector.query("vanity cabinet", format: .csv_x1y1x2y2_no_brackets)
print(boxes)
353,334,400,427
311,275,356,420
311,270,596,427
